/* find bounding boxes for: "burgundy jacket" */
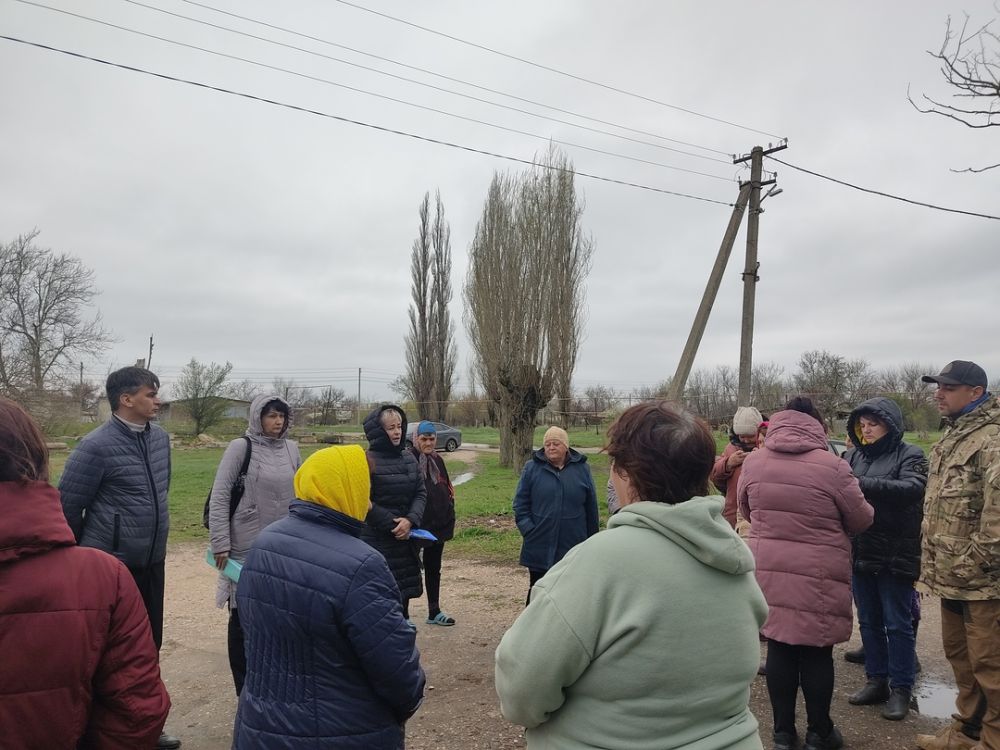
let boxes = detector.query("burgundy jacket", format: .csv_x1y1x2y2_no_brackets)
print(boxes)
711,443,746,528
0,480,170,749
737,410,873,646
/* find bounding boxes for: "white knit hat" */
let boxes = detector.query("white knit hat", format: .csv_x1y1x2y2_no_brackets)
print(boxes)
732,406,764,435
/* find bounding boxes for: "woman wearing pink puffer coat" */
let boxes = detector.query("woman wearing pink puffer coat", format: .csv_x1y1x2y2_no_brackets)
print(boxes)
738,396,873,750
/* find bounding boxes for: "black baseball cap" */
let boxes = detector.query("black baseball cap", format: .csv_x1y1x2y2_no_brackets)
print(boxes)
922,360,988,388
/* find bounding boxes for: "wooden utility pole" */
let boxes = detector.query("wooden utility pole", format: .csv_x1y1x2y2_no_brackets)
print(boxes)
147,335,154,370
667,183,752,400
734,142,786,405
668,140,786,405
357,367,362,426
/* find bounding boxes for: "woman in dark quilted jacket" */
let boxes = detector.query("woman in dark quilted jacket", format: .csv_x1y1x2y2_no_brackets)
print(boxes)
233,445,425,750
0,397,170,749
845,397,927,721
362,404,427,629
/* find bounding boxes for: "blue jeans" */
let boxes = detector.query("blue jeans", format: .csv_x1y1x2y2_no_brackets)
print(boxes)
852,570,916,690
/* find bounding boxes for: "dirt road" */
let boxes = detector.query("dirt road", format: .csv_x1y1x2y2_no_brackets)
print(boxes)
159,539,957,750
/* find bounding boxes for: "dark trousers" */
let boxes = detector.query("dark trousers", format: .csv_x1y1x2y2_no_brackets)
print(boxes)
422,542,444,612
766,639,835,738
526,568,546,606
228,607,246,696
129,561,165,650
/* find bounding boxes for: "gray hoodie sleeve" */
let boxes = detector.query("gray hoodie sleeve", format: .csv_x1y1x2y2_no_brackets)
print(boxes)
209,438,250,554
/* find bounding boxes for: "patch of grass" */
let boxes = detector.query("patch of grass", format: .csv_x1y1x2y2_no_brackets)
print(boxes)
448,525,521,562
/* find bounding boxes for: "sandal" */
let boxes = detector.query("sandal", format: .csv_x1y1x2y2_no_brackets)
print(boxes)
426,611,456,626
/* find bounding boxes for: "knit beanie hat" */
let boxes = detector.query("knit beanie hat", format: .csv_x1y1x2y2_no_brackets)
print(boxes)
417,420,436,435
294,445,370,521
732,406,764,436
543,426,569,447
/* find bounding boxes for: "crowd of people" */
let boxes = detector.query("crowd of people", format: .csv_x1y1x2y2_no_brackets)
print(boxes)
0,357,998,750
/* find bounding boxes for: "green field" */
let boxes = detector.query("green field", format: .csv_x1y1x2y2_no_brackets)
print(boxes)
47,428,940,562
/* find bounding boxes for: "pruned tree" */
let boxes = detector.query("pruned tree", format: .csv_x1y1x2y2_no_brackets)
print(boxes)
910,11,1000,172
402,194,435,417
464,148,594,468
0,230,113,395
403,192,457,421
428,192,457,421
174,358,233,435
527,146,594,427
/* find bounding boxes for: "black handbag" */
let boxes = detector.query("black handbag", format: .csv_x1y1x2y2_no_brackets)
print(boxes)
202,436,252,530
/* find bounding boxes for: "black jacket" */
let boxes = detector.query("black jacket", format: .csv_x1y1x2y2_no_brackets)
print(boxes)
847,397,928,579
59,417,171,569
361,406,427,600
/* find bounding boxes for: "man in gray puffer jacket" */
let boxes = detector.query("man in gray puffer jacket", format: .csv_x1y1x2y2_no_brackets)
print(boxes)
59,366,181,750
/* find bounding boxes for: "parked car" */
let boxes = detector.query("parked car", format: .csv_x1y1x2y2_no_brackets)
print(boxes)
405,421,462,452
828,438,849,457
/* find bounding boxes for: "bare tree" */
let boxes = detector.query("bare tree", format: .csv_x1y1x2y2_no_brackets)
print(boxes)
910,12,1000,173
428,192,457,421
793,350,875,425
403,192,457,421
226,378,263,402
173,358,233,435
750,361,788,416
464,149,594,468
317,385,347,424
402,194,435,417
0,230,113,395
528,146,594,427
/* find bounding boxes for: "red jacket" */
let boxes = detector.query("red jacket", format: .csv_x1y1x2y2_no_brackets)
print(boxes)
737,410,873,647
0,480,170,749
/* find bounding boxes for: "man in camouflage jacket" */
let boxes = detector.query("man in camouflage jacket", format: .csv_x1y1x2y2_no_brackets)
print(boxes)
918,360,1000,750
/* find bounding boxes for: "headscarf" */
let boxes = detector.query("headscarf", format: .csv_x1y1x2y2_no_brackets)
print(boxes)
294,445,370,521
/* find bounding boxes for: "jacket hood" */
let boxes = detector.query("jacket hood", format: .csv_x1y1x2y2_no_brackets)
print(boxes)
247,393,292,440
531,446,588,466
764,409,829,454
0,481,76,564
607,496,755,575
846,397,903,453
364,404,408,454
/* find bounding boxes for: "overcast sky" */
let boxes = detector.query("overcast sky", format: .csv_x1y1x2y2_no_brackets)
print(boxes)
2,0,998,402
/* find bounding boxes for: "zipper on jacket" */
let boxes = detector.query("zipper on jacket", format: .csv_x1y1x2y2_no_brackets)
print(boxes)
138,430,161,570
112,512,121,551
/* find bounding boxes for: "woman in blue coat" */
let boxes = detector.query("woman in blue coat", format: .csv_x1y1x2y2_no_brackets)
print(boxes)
513,426,599,603
233,445,425,750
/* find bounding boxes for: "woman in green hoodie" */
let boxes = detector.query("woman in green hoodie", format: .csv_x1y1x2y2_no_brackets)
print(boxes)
495,401,769,750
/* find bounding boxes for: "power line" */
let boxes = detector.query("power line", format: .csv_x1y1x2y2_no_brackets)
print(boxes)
164,0,734,159
0,34,734,206
15,0,733,180
767,155,1000,222
331,0,785,140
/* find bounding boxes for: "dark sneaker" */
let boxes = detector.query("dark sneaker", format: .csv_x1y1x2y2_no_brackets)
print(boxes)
773,731,798,750
157,733,182,750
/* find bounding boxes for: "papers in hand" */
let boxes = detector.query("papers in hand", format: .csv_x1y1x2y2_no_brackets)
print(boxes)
205,546,243,583
410,528,438,542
